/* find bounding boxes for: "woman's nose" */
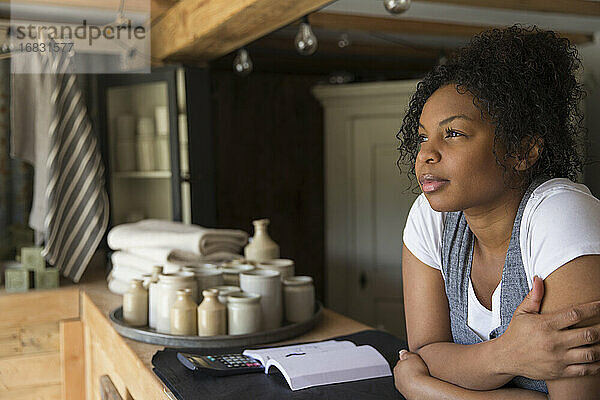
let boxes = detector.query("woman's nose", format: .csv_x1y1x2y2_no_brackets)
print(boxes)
417,143,441,164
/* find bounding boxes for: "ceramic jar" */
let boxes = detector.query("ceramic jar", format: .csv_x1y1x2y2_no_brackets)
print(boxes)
170,289,197,335
221,264,255,286
283,276,315,323
155,271,197,334
240,269,282,330
244,219,280,262
208,285,242,304
182,266,224,301
227,292,262,335
257,259,295,281
197,289,227,336
123,279,148,327
148,266,163,329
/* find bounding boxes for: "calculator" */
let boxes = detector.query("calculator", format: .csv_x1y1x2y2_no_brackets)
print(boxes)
177,352,265,376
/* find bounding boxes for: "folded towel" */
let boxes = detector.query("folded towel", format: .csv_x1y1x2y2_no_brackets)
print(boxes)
107,219,248,255
108,263,150,284
110,251,181,274
126,247,243,268
107,277,130,295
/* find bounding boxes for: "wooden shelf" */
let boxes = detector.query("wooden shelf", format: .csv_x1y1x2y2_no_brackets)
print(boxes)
113,171,172,179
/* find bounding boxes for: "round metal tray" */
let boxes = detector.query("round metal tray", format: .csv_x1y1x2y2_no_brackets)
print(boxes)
109,301,323,348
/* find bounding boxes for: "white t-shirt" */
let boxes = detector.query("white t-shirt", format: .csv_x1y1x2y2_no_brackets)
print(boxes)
403,178,600,341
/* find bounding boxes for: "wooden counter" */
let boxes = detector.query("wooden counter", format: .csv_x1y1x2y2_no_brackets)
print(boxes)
1,265,370,400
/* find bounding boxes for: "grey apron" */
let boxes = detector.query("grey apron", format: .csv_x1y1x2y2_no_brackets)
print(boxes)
441,175,550,393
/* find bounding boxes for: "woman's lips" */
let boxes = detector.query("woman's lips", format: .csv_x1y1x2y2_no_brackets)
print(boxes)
420,176,450,193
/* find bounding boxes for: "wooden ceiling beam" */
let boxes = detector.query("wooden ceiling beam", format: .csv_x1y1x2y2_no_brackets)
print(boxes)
416,0,600,17
151,0,333,62
308,12,593,45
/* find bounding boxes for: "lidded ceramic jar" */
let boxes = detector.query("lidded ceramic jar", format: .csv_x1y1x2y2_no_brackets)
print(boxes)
244,219,280,262
227,292,262,335
148,265,163,329
123,279,148,327
170,289,197,335
197,289,227,336
283,276,315,323
155,271,197,334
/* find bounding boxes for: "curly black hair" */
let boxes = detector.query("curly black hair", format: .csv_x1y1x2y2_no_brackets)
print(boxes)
396,25,587,192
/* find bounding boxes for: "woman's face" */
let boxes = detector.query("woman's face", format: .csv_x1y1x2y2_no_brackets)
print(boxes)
415,84,517,213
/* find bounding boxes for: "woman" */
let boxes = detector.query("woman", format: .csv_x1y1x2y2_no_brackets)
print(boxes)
393,26,600,399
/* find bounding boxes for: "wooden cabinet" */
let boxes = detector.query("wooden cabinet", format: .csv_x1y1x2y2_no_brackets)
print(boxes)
0,288,81,400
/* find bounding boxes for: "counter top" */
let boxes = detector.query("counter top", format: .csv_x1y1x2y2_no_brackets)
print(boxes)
78,266,370,371
71,264,371,398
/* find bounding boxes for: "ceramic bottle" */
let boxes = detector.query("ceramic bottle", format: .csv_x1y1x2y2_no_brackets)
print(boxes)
197,289,227,336
170,289,198,335
123,279,148,327
244,219,280,262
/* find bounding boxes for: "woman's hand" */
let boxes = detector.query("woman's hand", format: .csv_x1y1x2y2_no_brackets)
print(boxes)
500,275,600,380
393,349,430,397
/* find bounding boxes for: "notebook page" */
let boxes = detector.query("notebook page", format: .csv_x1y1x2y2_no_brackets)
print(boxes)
243,340,355,366
264,345,391,391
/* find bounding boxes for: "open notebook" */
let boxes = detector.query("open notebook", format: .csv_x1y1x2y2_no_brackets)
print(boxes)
243,340,392,391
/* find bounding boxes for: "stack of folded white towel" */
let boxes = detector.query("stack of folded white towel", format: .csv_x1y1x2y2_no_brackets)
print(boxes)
106,219,248,294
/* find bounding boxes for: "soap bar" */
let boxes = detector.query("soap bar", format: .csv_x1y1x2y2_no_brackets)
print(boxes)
5,267,30,292
35,268,60,289
21,247,46,271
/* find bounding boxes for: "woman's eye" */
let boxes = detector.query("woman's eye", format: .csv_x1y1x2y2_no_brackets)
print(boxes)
418,134,428,143
445,128,464,138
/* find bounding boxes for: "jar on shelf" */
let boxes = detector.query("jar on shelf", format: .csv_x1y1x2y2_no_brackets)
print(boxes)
170,289,197,335
123,279,148,327
197,289,226,336
244,219,279,262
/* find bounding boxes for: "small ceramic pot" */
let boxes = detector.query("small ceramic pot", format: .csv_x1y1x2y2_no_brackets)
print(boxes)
227,292,261,335
123,279,148,327
197,289,227,336
170,289,197,335
283,276,315,323
208,285,242,304
256,259,295,281
155,271,197,334
182,266,224,301
240,269,282,330
221,264,255,286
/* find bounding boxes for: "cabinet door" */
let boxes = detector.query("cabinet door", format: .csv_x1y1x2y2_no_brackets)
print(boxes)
92,67,184,227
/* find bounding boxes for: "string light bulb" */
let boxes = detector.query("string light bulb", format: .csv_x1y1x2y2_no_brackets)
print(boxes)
233,48,253,76
384,0,411,14
295,16,318,55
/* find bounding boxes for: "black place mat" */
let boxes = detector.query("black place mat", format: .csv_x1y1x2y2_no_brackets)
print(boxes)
152,329,407,400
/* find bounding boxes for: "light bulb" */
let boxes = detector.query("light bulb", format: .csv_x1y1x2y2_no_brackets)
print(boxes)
233,48,253,76
338,33,350,48
384,0,411,14
295,19,318,55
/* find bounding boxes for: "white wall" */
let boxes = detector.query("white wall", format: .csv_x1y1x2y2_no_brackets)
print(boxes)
579,32,600,197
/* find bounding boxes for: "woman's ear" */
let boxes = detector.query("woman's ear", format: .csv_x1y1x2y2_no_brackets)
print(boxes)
515,135,544,171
